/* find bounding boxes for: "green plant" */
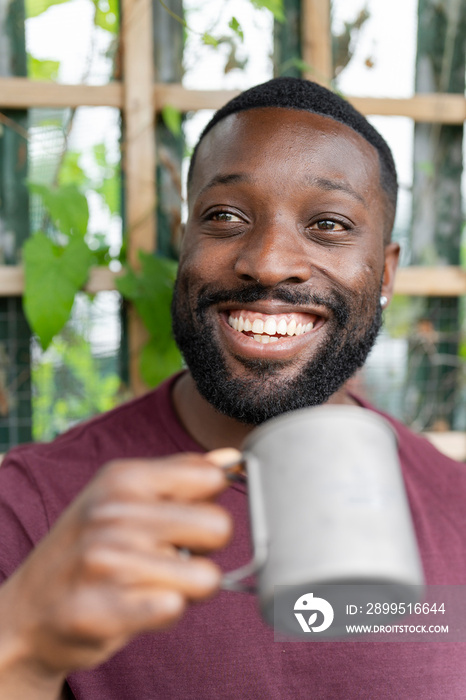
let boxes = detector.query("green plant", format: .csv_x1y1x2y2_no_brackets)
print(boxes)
117,253,183,386
32,332,121,441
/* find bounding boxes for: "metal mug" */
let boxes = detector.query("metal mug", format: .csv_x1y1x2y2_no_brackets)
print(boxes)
222,405,425,635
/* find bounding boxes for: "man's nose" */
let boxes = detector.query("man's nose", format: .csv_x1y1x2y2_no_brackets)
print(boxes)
233,220,312,286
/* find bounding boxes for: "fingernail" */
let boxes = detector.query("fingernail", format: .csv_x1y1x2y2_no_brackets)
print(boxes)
206,448,242,468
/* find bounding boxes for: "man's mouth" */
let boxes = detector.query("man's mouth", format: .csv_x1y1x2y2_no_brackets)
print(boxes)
226,310,319,345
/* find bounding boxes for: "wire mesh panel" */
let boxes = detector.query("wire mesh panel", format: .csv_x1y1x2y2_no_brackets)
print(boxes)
355,296,466,433
31,292,125,442
0,298,32,451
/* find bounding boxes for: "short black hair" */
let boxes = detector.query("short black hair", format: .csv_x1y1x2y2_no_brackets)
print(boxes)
188,76,398,241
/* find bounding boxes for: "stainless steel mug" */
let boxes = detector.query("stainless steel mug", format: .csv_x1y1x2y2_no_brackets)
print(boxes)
222,405,425,635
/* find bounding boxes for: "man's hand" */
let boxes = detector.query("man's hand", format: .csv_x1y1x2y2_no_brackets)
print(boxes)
0,449,238,698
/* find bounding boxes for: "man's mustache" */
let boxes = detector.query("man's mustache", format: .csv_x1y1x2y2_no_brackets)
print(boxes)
195,283,349,328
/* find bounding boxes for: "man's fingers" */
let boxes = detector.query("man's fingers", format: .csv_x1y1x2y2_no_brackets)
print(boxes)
80,547,221,599
85,501,232,552
98,454,230,503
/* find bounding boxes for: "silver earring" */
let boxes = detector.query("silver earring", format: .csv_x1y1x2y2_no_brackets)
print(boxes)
380,295,388,308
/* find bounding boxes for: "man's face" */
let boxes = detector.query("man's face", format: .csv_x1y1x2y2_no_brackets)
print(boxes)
172,107,398,424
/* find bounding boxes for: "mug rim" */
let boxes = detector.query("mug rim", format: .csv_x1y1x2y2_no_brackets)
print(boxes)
241,404,398,451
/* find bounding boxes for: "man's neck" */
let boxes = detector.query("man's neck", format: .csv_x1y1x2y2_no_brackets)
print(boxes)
171,372,357,451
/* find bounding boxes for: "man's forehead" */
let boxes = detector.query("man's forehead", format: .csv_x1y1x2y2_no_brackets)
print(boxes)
189,107,381,197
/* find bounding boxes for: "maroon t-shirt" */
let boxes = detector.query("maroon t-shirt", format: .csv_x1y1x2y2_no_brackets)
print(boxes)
1,374,466,699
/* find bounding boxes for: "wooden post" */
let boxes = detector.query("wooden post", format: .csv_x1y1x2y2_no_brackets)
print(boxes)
301,0,332,85
121,0,157,396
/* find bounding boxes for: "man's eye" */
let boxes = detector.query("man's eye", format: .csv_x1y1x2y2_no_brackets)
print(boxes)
210,212,242,222
311,219,346,232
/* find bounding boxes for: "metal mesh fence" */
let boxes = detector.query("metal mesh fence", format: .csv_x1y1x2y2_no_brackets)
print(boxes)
353,296,466,432
0,297,32,452
30,292,126,443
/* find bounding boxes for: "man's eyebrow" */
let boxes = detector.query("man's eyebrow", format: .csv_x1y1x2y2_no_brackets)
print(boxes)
198,173,253,197
308,177,367,206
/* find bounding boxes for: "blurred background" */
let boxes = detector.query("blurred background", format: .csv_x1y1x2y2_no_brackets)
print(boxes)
0,0,465,458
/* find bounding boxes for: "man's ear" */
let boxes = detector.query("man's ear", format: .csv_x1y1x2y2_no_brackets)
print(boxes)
381,242,400,305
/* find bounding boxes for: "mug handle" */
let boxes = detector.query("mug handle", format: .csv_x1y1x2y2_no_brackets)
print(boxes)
221,453,269,593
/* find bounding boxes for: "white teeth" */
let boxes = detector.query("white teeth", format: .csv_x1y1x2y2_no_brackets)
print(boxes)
264,317,277,336
229,313,315,339
277,318,287,335
252,318,264,334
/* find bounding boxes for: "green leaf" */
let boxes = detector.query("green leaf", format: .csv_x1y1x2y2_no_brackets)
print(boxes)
58,151,88,188
161,105,182,137
290,58,314,74
92,144,120,215
228,17,244,41
23,233,93,349
418,161,435,178
29,182,89,238
117,252,182,387
96,177,120,215
26,0,69,19
117,252,177,336
93,143,108,169
202,33,219,47
27,55,60,81
92,0,119,33
250,0,285,22
139,336,183,387
88,233,112,265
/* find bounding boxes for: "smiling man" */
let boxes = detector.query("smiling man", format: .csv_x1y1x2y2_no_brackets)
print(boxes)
172,92,398,436
0,78,466,700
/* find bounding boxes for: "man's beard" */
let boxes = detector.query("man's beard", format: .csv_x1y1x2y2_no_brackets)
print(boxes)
172,279,382,425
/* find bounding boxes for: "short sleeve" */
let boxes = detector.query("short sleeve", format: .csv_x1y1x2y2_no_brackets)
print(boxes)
0,448,49,582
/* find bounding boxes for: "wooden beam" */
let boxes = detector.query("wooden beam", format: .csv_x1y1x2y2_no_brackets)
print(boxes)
121,0,156,396
394,266,466,296
349,94,466,124
152,88,466,122
0,266,121,295
1,78,466,124
154,84,240,112
301,0,332,85
0,265,24,295
0,77,123,108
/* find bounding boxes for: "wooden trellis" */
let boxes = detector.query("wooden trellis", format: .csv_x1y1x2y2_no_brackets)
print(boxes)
0,0,465,455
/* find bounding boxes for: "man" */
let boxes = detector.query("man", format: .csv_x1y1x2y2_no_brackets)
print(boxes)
0,77,465,699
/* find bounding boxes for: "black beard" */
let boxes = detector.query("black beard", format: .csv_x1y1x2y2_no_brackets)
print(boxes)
171,280,382,425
